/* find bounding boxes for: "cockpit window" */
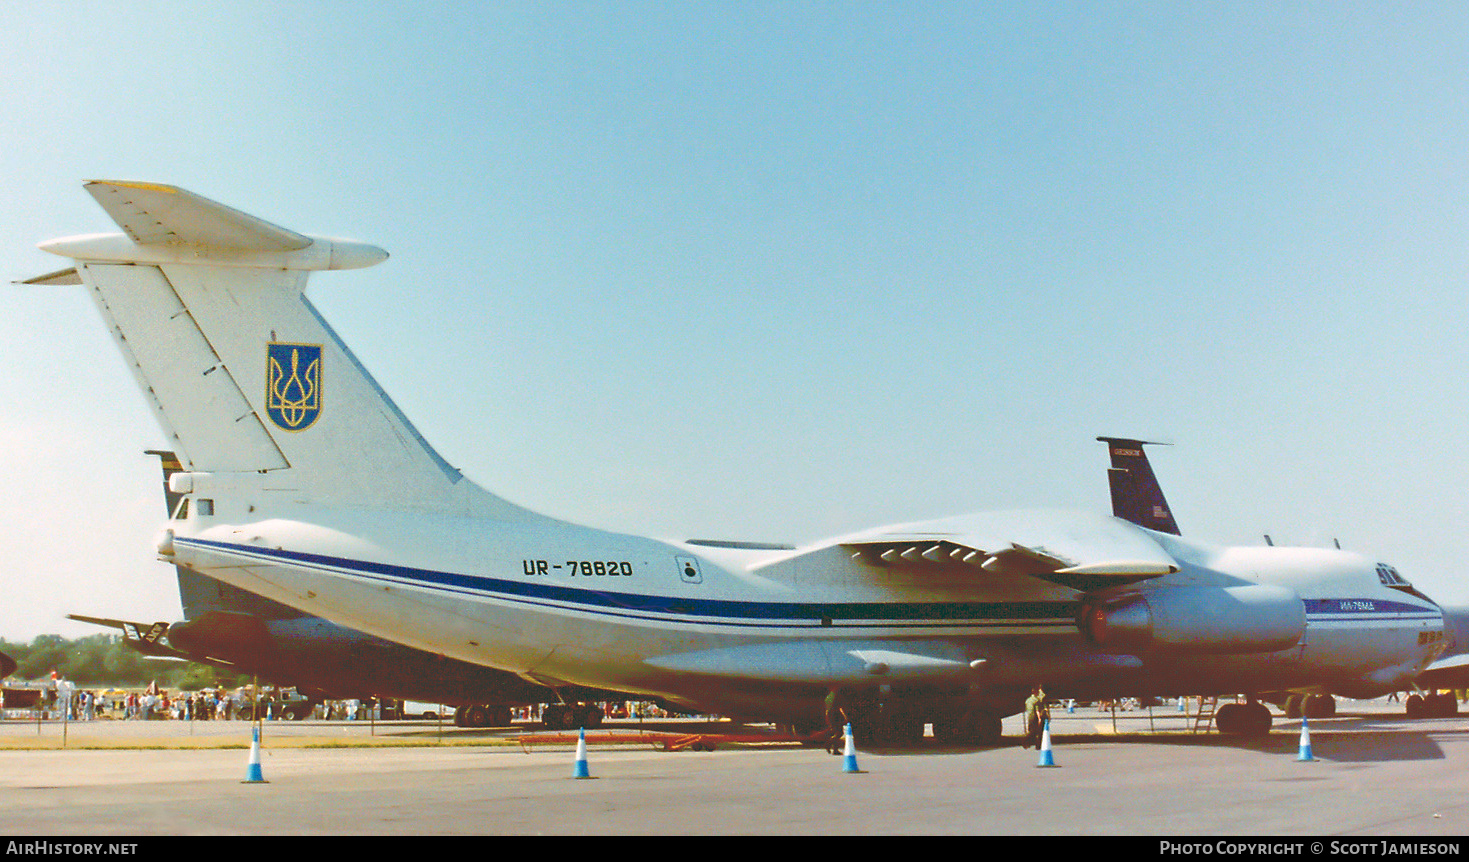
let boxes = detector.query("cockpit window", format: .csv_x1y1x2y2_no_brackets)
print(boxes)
1376,563,1410,587
1376,562,1437,605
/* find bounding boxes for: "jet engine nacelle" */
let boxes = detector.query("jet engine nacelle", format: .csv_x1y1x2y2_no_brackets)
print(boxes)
1079,584,1305,655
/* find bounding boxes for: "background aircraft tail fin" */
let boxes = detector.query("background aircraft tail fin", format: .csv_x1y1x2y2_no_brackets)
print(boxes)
1097,437,1181,536
43,181,538,519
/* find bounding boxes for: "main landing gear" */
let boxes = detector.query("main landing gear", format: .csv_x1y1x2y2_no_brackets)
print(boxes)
452,704,513,728
929,707,1004,747
817,704,1005,748
1405,691,1459,718
540,703,604,731
1214,700,1273,737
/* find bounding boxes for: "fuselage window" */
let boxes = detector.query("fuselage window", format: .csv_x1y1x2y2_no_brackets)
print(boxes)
197,498,215,517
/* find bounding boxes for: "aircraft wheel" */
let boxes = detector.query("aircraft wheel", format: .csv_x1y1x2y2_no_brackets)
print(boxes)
1429,693,1459,718
573,705,603,729
463,704,491,728
1305,695,1336,719
1406,694,1425,718
543,704,571,730
1284,694,1305,719
1214,703,1237,734
1243,702,1273,737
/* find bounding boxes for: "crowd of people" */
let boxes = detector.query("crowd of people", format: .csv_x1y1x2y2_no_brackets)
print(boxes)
1,676,693,725
0,679,311,722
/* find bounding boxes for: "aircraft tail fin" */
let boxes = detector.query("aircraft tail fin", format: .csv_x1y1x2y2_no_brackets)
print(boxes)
1097,437,1181,536
40,181,537,519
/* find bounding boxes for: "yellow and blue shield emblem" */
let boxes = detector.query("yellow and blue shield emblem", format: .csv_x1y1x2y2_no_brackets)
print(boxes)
266,343,322,431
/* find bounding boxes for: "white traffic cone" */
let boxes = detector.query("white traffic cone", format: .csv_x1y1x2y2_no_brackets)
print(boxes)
842,723,863,773
242,726,268,783
1296,717,1314,762
573,728,592,779
1036,719,1058,768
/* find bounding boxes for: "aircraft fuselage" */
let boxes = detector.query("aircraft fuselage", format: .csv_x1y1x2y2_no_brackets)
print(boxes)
162,498,1445,723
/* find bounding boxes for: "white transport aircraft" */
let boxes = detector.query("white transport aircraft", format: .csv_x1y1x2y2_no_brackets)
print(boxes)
28,181,1450,745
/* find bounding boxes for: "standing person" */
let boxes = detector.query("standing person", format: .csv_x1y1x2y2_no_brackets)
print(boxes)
823,688,847,732
1024,685,1050,750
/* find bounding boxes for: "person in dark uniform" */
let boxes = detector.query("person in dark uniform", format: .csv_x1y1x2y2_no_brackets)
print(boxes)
1024,684,1050,749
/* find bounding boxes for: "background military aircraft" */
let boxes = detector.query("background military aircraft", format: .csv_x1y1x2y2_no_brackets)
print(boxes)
1099,435,1467,719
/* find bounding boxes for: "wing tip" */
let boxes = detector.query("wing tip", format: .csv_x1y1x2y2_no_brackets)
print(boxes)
85,179,181,194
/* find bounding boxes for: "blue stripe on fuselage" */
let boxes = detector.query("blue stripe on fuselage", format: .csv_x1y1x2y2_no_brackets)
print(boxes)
176,537,1079,628
1304,598,1441,620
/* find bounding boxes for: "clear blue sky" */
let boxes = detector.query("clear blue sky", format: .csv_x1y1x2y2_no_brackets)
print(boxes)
2,2,1468,640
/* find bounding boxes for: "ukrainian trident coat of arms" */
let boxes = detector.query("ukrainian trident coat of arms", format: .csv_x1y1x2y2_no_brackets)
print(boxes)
266,343,322,431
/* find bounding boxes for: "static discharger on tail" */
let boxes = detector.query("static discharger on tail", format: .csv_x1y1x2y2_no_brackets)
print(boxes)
26,181,1450,748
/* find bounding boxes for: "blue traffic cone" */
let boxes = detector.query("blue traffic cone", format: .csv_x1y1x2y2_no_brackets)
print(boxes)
1036,719,1058,768
242,727,268,783
1296,717,1314,762
573,728,592,778
842,723,863,773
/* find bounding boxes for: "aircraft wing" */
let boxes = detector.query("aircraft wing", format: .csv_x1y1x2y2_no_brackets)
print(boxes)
837,509,1178,591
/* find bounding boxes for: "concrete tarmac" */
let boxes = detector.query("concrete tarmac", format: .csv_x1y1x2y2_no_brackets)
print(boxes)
0,701,1466,836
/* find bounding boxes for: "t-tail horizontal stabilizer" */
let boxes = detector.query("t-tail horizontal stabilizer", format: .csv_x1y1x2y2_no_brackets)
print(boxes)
67,614,190,660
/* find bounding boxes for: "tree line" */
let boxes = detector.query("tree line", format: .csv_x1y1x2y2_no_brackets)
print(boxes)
0,633,247,690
